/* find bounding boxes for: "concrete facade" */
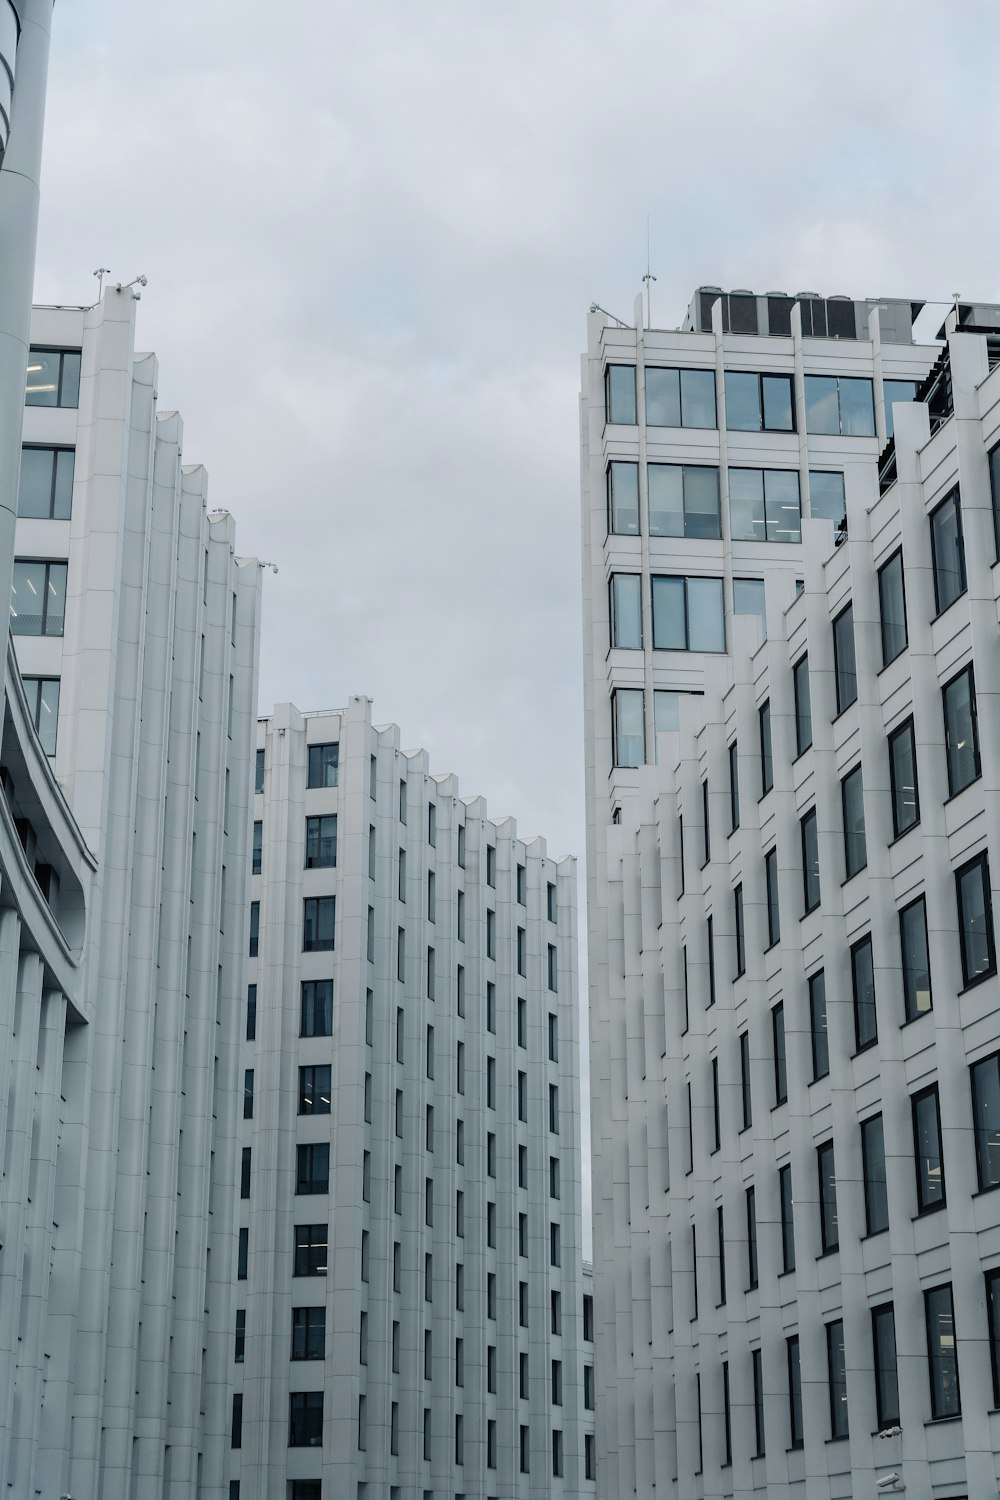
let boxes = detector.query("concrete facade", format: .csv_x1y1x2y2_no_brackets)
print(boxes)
581,289,1000,1495
232,697,595,1500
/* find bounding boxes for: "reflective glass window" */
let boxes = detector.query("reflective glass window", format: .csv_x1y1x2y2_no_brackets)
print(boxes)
912,1084,945,1214
809,469,846,526
793,655,812,754
851,934,876,1051
307,742,339,788
818,1140,838,1252
971,1051,1000,1191
612,688,644,768
18,446,74,519
878,549,907,665
10,559,67,636
883,378,918,439
733,577,766,638
801,807,819,913
605,364,636,424
956,851,996,987
842,765,866,879
833,603,856,712
607,461,639,535
888,717,919,837
651,575,724,652
943,664,980,796
826,1320,848,1439
925,1284,960,1419
22,676,59,756
610,573,642,648
899,896,932,1021
809,970,829,1080
648,463,720,539
25,347,81,408
930,488,966,613
861,1113,888,1234
872,1305,899,1428
645,366,716,428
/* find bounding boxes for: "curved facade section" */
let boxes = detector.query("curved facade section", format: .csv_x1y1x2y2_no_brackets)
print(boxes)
0,1,16,162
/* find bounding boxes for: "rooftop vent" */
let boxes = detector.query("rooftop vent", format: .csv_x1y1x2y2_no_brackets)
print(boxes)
796,291,820,299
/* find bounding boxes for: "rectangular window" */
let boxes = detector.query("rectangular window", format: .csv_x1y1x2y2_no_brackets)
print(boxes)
772,1002,787,1105
551,1289,561,1334
717,1204,727,1305
648,462,721,539
303,896,335,952
291,1305,326,1361
289,1391,323,1448
851,934,877,1052
733,576,767,639
765,847,780,947
18,445,74,519
456,887,465,941
724,370,795,432
518,1070,527,1121
549,1084,559,1134
759,699,773,795
746,1185,758,1289
550,1154,560,1199
304,814,337,868
645,365,717,428
517,926,526,977
293,1224,327,1277
399,778,407,823
368,823,375,878
872,1303,899,1429
883,378,918,438
728,467,802,543
240,1147,251,1199
519,1424,530,1474
488,1273,497,1320
650,574,725,652
707,915,716,1008
457,1040,465,1094
779,1162,794,1273
826,1319,848,1439
243,1068,254,1119
426,946,435,1000
804,374,875,436
818,1140,838,1253
800,807,820,914
251,820,262,876
583,1293,594,1341
231,1393,243,1449
971,1051,1000,1191
925,1283,961,1419
809,969,829,1080
987,1270,1000,1409
610,573,642,648
548,1011,558,1062
298,1064,331,1115
912,1084,946,1214
246,983,257,1041
861,1112,888,1234
238,1227,248,1280
397,926,405,981
956,851,996,987
584,1363,595,1410
809,468,846,526
306,742,339,788
943,663,980,796
486,1055,496,1108
22,676,60,756
299,980,332,1037
878,548,908,666
550,1221,561,1266
519,1281,529,1326
930,487,967,614
739,1030,752,1131
605,363,636,424
547,881,557,922
793,655,812,755
547,943,558,992
25,346,81,408
722,1360,732,1466
752,1348,765,1457
833,603,857,713
900,896,932,1021
234,1308,246,1363
702,778,711,865
255,747,265,795
612,688,645,768
787,1335,803,1448
733,884,745,978
427,801,436,846
711,1056,720,1152
10,559,67,637
841,764,866,878
888,717,919,837
607,460,639,534
295,1143,329,1195
729,740,740,831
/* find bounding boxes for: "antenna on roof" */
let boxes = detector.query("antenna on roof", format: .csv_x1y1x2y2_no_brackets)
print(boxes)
93,267,110,297
642,213,657,329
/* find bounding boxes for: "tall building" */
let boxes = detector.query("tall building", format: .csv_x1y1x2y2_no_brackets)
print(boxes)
0,279,262,1497
579,289,1000,1495
232,697,594,1500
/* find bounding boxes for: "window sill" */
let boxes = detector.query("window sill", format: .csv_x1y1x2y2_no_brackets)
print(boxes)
877,648,908,677
792,743,813,765
923,1414,962,1426
817,1246,840,1260
931,590,968,624
861,1227,889,1242
912,1202,948,1220
800,903,821,922
841,868,868,888
758,790,774,804
901,1007,934,1029
851,1040,878,1060
765,940,779,954
771,1098,788,1112
960,969,998,995
832,699,858,724
825,1435,849,1445
944,773,982,806
973,1181,1000,1199
888,822,920,848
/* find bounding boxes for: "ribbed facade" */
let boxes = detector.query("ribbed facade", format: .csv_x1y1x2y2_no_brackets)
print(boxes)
232,697,594,1500
581,292,1000,1495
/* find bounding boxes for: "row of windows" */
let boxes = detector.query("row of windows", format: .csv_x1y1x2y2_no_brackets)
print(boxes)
605,362,916,440
606,460,845,540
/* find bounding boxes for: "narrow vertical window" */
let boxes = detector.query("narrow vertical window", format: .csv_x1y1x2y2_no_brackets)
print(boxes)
746,1185,758,1289
943,663,981,796
826,1319,848,1438
701,778,710,865
729,740,740,831
900,895,932,1021
787,1335,803,1448
711,1056,720,1152
752,1347,765,1456
809,969,829,1080
707,916,715,1007
851,934,877,1053
801,807,820,913
817,1140,838,1253
612,688,645,768
986,1269,1000,1410
734,884,745,978
956,851,996,986
607,460,640,535
888,717,919,836
929,487,966,614
861,1113,888,1234
912,1084,946,1214
605,363,637,424
793,654,812,754
878,548,908,666
739,1030,752,1130
971,1051,1000,1191
833,603,857,713
759,699,773,795
717,1204,726,1305
765,847,780,947
841,764,866,878
779,1162,794,1272
772,1002,787,1105
610,573,643,648
872,1303,900,1429
925,1283,961,1418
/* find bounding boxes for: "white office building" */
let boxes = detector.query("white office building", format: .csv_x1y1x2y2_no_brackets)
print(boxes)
581,287,1000,1496
232,696,595,1500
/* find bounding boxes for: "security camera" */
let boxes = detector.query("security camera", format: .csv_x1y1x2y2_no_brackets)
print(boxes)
875,1476,903,1491
138,275,148,287
877,1424,902,1439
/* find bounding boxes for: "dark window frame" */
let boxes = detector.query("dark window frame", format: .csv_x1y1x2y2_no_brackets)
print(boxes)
929,486,967,616
878,547,908,667
888,716,920,838
956,850,997,989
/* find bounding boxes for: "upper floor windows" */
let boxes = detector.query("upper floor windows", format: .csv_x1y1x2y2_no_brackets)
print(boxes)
793,655,812,755
18,446,74,519
10,559,66,636
307,742,339,789
888,717,919,837
942,663,980,796
605,364,636,425
609,572,642,650
645,366,716,428
607,461,639,535
304,814,337,869
733,577,766,638
724,371,794,432
23,676,59,756
729,467,801,544
989,440,1000,559
929,487,966,614
883,378,918,439
971,1050,1000,1192
878,549,907,666
651,574,725,652
303,896,335,953
956,851,996,988
25,347,81,408
649,463,721,539
804,375,875,436
832,603,857,713
809,469,846,527
612,688,644,769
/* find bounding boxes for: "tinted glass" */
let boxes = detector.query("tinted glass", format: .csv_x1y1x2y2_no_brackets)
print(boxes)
873,1306,899,1427
925,1285,960,1418
833,605,856,712
307,743,338,788
608,461,639,535
930,490,966,613
23,676,59,756
943,666,979,795
883,379,918,439
611,574,642,648
18,446,74,519
765,848,780,946
957,854,995,985
651,576,685,649
733,578,766,639
809,470,846,525
686,577,725,651
991,442,1000,559
852,936,876,1050
878,550,907,665
779,1162,794,1270
900,897,932,1021
645,367,681,427
647,463,684,536
773,1004,787,1105
818,1141,838,1251
809,971,829,1080
724,371,761,430
971,1054,1000,1191
764,469,801,542
827,1320,848,1438
793,656,812,754
653,690,682,737
680,368,716,427
762,374,794,430
861,1114,888,1233
613,689,644,768
801,809,819,912
728,467,765,540
787,1337,803,1446
889,719,919,836
683,466,721,538
913,1087,945,1212
839,377,875,436
25,347,80,407
804,375,839,434
842,767,866,878
759,700,772,795
606,364,636,424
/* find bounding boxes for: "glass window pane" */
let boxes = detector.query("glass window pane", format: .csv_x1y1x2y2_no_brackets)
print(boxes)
613,690,644,768
653,690,681,736
862,1115,888,1234
728,468,765,541
793,656,812,754
686,577,725,652
809,470,846,526
925,1285,960,1419
606,365,636,424
645,367,681,427
889,719,919,837
682,466,721,539
608,461,639,535
873,1305,899,1427
833,605,856,712
801,809,819,912
827,1320,848,1438
647,464,684,537
839,377,875,436
818,1141,838,1251
842,766,866,879
765,848,780,946
943,667,979,796
930,491,966,612
25,349,62,407
724,371,761,431
761,375,794,431
18,447,74,519
60,350,81,408
972,1054,1000,1191
810,971,829,1080
11,560,48,636
779,1162,794,1270
913,1087,945,1212
759,701,773,795
45,563,67,636
764,469,801,542
957,855,995,986
884,379,918,440
733,578,766,639
900,898,932,1021
804,375,840,434
651,576,686,649
852,937,876,1051
679,368,716,428
878,550,907,666
611,574,642,649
